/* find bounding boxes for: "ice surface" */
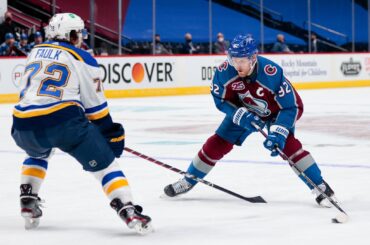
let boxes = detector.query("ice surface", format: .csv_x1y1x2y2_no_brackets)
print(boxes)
1,88,369,245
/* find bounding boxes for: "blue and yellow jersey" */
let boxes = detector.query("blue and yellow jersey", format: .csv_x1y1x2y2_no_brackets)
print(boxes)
0,41,19,56
13,41,108,130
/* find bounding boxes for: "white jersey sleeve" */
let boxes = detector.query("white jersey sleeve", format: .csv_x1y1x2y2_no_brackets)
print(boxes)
76,61,109,120
14,41,109,122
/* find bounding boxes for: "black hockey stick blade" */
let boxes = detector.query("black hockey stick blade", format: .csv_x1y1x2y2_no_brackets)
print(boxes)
125,147,267,204
245,195,267,203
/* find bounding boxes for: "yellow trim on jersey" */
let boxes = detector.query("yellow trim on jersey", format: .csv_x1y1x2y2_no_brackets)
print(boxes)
35,44,84,61
105,179,129,195
22,168,46,179
86,108,109,120
13,101,82,118
110,135,125,142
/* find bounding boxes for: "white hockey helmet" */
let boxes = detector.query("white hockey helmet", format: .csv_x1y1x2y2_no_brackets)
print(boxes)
46,13,87,44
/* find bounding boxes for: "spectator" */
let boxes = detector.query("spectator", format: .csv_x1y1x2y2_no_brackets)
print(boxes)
80,41,94,55
153,34,170,54
18,33,31,54
29,31,43,49
213,32,229,54
14,26,22,41
97,42,109,56
183,32,199,54
311,33,320,53
0,33,19,56
271,34,292,53
0,11,17,44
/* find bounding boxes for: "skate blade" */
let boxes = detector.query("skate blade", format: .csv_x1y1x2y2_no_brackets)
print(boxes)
319,196,339,208
160,193,174,199
22,213,40,230
160,193,184,200
133,221,154,235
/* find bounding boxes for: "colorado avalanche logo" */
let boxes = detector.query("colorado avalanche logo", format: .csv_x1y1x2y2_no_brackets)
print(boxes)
217,61,228,72
264,64,277,76
231,81,245,91
238,91,271,117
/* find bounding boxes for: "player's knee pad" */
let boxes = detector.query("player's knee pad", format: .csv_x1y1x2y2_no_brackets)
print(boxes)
201,134,234,163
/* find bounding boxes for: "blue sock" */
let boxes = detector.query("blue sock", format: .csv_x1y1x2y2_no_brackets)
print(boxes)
298,163,323,190
185,162,207,186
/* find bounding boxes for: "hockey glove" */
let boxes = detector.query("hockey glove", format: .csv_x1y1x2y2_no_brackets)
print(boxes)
103,123,125,158
232,107,265,132
263,125,289,157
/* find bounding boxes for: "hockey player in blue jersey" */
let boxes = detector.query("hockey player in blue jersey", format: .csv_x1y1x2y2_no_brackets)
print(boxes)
12,13,152,234
0,33,18,56
29,31,43,50
18,33,31,55
164,34,337,207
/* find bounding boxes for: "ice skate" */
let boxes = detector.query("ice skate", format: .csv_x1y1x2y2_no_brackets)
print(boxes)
20,184,43,230
110,198,153,235
163,178,194,197
313,180,338,208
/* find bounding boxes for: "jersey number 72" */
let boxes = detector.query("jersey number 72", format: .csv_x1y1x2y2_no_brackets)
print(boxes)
20,61,71,100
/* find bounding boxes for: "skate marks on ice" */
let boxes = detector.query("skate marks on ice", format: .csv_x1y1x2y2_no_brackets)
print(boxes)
144,123,219,135
299,116,370,140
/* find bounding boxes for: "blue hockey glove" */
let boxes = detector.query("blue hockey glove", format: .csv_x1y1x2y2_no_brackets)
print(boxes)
232,107,265,132
263,125,289,157
103,123,125,158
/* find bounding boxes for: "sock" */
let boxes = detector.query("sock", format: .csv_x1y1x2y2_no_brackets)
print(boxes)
21,157,48,194
289,151,323,190
92,160,133,203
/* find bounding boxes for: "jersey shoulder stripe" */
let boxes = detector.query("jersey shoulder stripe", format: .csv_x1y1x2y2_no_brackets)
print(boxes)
35,42,98,67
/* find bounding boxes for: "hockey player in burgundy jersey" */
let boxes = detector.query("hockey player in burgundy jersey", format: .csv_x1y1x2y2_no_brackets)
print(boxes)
164,34,337,207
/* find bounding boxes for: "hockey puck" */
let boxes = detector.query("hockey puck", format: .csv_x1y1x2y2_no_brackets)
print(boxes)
331,212,349,223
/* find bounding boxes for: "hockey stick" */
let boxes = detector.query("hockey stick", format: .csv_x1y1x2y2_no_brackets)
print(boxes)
124,147,267,203
251,122,348,223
